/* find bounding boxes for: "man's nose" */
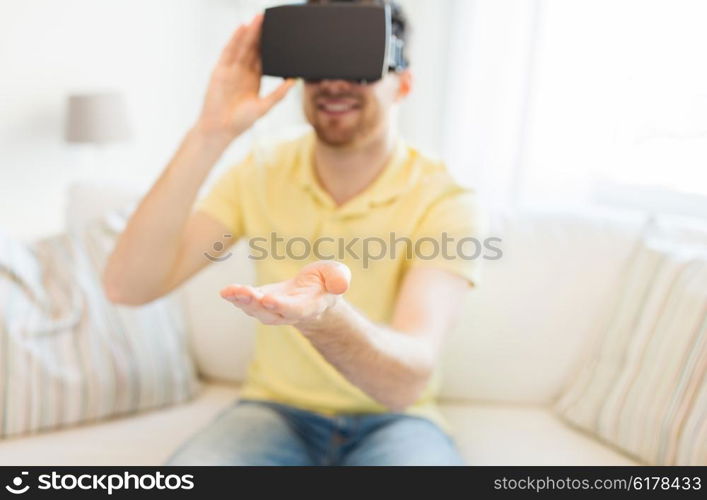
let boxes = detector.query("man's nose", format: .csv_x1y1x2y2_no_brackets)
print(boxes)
318,79,356,92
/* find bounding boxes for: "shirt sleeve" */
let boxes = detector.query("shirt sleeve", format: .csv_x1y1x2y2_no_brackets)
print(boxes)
405,189,488,288
193,154,254,239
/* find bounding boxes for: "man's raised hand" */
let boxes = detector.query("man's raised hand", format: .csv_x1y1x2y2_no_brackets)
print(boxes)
196,14,296,142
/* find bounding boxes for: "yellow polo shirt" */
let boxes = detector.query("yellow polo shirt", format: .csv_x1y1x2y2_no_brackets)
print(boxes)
196,131,485,426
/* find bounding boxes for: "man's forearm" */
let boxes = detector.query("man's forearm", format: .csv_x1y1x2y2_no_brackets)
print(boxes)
103,126,230,304
297,299,436,411
104,15,295,306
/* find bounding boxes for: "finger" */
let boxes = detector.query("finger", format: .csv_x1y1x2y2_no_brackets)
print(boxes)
220,284,260,305
252,57,262,75
229,298,285,325
260,293,281,311
258,79,296,114
307,260,352,295
233,14,262,63
250,308,286,325
218,25,248,65
241,13,264,67
221,285,284,323
260,293,314,320
237,291,287,324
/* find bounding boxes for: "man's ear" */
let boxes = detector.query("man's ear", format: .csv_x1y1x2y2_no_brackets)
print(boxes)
395,69,413,101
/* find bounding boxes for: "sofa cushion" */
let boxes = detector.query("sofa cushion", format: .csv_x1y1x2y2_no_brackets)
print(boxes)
65,182,258,384
0,211,199,438
180,241,257,382
556,217,707,465
0,382,636,466
443,403,638,466
0,384,239,466
439,209,646,403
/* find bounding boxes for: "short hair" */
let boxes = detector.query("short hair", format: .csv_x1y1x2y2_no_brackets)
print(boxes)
305,0,410,67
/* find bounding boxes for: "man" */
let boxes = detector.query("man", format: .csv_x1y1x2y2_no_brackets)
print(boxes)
104,0,484,466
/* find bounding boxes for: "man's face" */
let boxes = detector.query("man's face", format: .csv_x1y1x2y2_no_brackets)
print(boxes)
302,72,409,148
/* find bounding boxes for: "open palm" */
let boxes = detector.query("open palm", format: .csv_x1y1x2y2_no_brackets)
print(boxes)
221,261,352,326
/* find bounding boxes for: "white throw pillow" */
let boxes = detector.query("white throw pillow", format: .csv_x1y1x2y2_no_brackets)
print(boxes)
555,217,707,465
0,210,199,438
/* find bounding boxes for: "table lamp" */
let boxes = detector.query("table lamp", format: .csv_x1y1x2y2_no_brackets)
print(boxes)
64,93,132,145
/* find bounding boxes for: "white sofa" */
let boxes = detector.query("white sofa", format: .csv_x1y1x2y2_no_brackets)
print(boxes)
0,185,648,465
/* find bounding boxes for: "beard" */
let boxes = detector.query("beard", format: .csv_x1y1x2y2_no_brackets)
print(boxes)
305,90,378,148
311,120,361,147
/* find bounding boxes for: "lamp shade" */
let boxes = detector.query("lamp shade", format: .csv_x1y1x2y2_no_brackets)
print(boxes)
64,93,132,144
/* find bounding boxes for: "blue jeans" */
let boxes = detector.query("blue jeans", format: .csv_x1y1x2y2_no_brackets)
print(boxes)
165,399,464,466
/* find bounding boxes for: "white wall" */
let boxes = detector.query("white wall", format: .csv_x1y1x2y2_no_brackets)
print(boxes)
0,0,452,241
0,0,302,240
1,0,193,238
396,0,454,159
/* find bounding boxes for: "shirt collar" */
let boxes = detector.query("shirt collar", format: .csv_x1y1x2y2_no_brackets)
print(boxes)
295,131,419,216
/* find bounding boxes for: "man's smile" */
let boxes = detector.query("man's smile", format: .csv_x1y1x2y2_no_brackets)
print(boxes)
315,97,362,116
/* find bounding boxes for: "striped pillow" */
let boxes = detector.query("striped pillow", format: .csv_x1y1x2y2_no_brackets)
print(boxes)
555,218,707,465
0,210,199,437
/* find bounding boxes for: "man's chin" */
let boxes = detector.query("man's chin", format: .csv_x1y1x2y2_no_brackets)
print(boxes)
313,127,359,148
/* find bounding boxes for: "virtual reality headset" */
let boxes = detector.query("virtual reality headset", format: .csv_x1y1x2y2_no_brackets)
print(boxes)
260,3,407,83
